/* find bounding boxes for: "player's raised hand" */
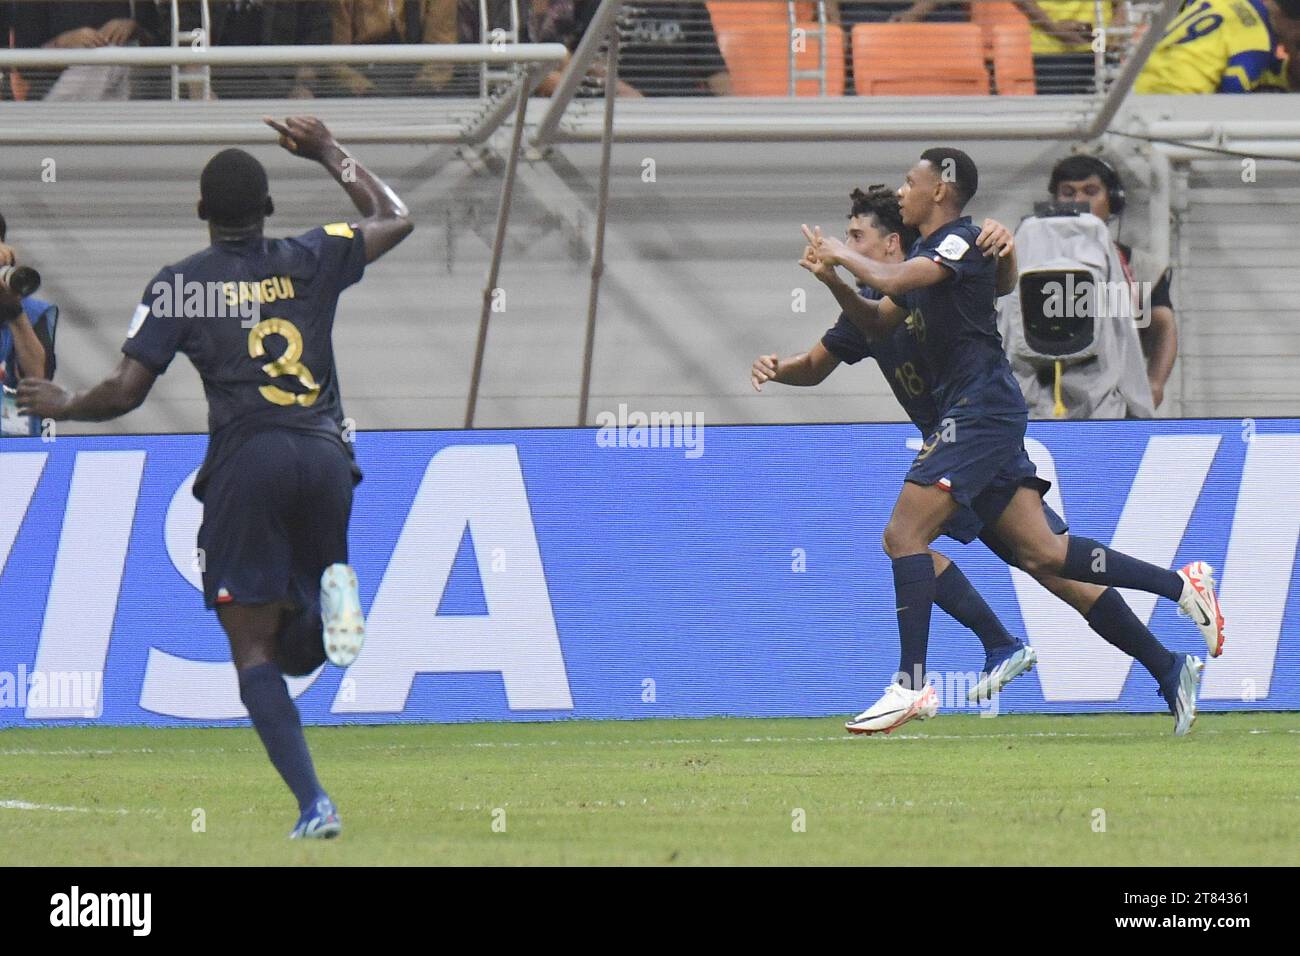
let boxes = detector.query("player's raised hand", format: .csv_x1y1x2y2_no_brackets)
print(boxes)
799,244,840,285
751,354,780,392
16,378,72,420
976,218,1014,258
263,115,337,162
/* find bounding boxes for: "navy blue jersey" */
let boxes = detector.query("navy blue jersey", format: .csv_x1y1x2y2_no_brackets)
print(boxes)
122,223,366,497
821,286,940,435
893,217,1025,418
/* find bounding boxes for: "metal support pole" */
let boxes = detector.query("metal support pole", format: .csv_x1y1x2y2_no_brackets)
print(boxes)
531,0,625,148
1082,0,1181,139
577,32,619,427
1147,147,1171,273
464,67,535,429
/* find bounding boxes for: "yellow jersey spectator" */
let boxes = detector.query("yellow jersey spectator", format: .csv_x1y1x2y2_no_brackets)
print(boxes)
1015,2,1117,92
1020,1,1115,54
1136,0,1300,93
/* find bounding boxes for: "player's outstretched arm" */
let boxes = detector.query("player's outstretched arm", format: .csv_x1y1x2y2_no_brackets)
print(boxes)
802,224,945,298
751,343,840,391
17,355,156,423
797,241,878,326
264,115,414,264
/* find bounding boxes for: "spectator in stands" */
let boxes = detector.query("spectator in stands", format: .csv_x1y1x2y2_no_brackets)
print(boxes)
205,1,333,99
529,0,730,97
0,212,57,438
1135,0,1300,93
1049,155,1177,410
10,2,159,100
328,0,458,96
459,0,519,42
830,1,967,27
1014,1,1117,94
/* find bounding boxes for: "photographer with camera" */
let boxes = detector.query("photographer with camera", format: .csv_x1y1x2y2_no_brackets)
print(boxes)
1048,156,1177,411
0,212,57,437
998,156,1175,420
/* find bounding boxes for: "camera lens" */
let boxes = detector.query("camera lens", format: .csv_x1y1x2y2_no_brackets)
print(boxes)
0,265,41,297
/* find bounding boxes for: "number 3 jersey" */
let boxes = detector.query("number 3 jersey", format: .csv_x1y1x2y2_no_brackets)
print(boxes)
121,223,367,499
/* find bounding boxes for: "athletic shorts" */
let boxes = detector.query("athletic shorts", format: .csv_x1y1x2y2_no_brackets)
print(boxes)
939,473,1064,547
197,429,353,611
905,408,1033,510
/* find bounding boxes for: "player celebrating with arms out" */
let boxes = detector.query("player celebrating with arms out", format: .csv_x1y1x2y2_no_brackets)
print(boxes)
799,150,1224,736
19,116,413,838
757,185,1211,735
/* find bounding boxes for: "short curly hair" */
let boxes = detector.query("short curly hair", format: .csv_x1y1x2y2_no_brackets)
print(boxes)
848,185,919,249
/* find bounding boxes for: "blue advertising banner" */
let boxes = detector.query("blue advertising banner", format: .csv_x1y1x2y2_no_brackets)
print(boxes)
2,419,1297,726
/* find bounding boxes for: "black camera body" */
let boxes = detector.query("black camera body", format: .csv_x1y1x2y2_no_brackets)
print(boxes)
1032,200,1093,219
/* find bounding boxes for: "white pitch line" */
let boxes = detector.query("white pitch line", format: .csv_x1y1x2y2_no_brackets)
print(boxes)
0,799,159,816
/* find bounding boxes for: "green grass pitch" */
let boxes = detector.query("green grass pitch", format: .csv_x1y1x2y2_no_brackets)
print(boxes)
2,712,1297,866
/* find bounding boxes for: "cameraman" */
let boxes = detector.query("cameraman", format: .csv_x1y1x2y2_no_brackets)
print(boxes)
0,212,57,437
1048,156,1177,411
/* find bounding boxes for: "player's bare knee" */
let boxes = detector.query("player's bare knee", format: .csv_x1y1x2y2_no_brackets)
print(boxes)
882,522,925,559
881,524,905,559
1017,547,1056,579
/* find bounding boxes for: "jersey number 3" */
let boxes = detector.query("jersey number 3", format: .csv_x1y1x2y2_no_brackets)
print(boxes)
247,318,321,407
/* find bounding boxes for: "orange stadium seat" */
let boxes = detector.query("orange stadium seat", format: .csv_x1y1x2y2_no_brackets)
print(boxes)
970,1,1033,55
851,23,990,96
991,22,1035,94
706,2,803,31
716,22,846,97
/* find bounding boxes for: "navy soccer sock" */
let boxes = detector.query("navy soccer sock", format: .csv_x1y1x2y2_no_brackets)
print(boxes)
238,662,325,813
274,604,326,678
1063,536,1184,602
1085,587,1177,682
893,554,936,690
934,562,1018,656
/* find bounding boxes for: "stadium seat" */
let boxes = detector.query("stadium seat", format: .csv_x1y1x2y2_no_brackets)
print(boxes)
991,22,1036,95
851,24,990,96
716,22,846,97
970,1,1033,55
706,2,818,32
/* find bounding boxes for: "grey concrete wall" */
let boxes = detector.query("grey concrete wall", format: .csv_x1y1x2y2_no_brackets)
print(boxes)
2,96,1295,435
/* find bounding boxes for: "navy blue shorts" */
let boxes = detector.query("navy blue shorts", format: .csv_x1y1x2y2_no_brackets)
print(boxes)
939,470,1062,546
905,409,1031,510
197,429,353,611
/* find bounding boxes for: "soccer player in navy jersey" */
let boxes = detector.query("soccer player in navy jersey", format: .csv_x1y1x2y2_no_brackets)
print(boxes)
800,151,1224,736
756,185,1207,735
19,116,414,837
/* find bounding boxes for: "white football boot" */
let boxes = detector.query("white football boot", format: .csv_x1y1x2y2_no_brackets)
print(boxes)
321,563,366,667
845,682,939,735
1176,561,1225,658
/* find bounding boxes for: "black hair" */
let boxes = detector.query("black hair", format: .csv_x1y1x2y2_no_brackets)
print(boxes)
0,210,7,242
1275,0,1300,19
1048,154,1126,214
849,185,920,249
919,147,978,207
200,148,270,227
